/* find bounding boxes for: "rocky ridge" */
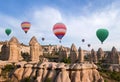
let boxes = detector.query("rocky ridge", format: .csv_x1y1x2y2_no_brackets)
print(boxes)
8,62,104,82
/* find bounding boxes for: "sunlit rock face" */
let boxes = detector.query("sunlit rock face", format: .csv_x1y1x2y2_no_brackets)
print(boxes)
59,46,69,61
0,37,22,62
78,47,84,63
70,44,78,63
10,62,104,82
97,48,104,61
106,47,120,64
90,49,98,63
29,36,43,62
8,36,22,62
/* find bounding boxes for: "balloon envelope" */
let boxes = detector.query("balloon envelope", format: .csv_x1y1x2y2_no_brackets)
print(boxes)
42,37,45,41
21,22,31,33
88,44,91,47
82,39,85,42
53,23,67,42
96,28,109,44
5,28,11,36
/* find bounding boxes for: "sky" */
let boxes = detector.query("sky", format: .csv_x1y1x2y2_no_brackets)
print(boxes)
0,0,120,51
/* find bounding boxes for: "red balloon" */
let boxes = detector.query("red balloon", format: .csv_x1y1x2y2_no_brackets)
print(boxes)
21,22,31,33
53,23,67,42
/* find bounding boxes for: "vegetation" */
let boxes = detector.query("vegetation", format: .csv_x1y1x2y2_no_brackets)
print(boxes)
62,57,71,64
43,53,59,59
99,69,120,82
0,64,15,82
21,77,31,82
1,64,14,78
21,52,31,62
45,78,52,82
97,63,120,82
84,54,89,61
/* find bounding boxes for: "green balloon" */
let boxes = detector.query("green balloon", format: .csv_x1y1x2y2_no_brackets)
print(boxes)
5,28,11,36
96,28,109,44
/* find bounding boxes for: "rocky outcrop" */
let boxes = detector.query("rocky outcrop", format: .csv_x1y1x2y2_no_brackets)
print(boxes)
0,37,22,62
78,47,84,63
9,37,22,62
0,41,9,60
70,44,78,63
29,36,43,62
9,62,104,82
97,48,104,61
106,47,120,64
108,64,120,72
90,49,98,63
59,46,69,61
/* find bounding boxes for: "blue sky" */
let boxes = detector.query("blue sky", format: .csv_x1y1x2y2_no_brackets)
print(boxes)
0,0,120,51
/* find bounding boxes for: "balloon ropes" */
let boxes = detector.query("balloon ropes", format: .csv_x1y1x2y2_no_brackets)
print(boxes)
96,28,109,44
53,23,67,43
21,21,31,33
5,28,12,36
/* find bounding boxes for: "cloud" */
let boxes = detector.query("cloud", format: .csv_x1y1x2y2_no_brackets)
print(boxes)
62,1,120,50
28,7,64,44
0,1,120,51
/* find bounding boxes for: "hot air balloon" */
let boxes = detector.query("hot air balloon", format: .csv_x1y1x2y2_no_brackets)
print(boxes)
21,22,31,33
88,44,91,47
53,23,67,43
82,39,85,43
96,28,109,44
42,37,45,41
5,28,11,36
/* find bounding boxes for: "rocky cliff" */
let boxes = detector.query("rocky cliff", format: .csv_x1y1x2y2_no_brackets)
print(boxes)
9,62,104,82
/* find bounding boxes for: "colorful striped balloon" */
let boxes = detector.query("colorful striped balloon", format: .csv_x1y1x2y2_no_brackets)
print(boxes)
21,22,31,33
53,23,67,43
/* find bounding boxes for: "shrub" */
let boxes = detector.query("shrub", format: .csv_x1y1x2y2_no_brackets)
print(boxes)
1,64,14,78
45,78,51,82
62,57,71,64
21,77,31,82
21,52,31,62
110,71,120,81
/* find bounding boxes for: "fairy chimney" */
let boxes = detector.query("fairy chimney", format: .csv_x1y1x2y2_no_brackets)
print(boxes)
59,46,69,61
78,47,84,63
91,49,98,63
70,44,78,63
97,48,104,61
29,36,43,61
106,47,120,64
8,36,22,62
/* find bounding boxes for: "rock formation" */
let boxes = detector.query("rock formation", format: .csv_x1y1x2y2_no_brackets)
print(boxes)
0,37,22,62
29,36,43,61
70,44,78,63
106,47,120,64
59,46,69,61
78,47,84,63
0,41,9,60
9,62,104,82
9,37,22,62
90,49,98,63
108,64,120,72
97,48,104,61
